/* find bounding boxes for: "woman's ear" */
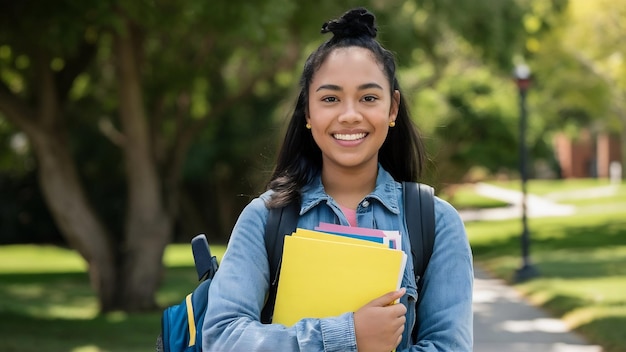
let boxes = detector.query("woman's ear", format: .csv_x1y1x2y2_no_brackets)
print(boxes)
390,90,400,122
305,110,312,129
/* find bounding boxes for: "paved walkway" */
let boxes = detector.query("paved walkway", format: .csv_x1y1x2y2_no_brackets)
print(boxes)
464,183,607,351
459,183,576,222
473,267,603,352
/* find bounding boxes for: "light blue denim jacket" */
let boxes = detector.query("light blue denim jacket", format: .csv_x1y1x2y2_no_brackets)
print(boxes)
203,165,473,351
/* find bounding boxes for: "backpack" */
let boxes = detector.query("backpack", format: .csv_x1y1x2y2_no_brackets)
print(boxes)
157,182,435,352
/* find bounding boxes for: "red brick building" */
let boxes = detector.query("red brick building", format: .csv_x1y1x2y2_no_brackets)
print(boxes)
554,130,621,179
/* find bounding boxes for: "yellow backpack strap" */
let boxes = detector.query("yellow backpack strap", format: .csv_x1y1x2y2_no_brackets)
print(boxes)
185,293,196,346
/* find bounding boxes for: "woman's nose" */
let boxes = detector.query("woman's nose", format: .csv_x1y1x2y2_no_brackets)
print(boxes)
337,101,362,123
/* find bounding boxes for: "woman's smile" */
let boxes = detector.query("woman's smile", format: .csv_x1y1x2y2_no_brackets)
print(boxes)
333,132,368,143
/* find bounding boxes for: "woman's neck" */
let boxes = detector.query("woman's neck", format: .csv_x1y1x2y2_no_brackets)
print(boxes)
321,164,377,210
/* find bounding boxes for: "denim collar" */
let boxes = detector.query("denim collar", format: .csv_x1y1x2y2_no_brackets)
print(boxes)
299,164,401,215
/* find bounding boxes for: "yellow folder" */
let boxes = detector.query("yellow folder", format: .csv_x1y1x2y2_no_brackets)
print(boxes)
272,234,407,327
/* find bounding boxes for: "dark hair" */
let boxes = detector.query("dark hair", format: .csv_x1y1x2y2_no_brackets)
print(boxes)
266,7,425,207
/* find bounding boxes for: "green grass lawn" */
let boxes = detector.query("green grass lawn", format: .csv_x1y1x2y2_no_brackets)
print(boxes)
0,244,211,352
0,178,624,351
487,178,624,196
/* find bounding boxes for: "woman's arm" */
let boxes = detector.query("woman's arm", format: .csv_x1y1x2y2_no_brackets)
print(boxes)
405,198,474,351
202,197,358,352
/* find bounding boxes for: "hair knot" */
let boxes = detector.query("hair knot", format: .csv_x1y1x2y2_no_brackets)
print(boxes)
320,7,377,39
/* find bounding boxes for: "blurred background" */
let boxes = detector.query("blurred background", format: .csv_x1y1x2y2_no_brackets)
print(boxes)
0,0,624,351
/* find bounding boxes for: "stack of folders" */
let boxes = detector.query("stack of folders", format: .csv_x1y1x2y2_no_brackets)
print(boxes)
272,222,407,327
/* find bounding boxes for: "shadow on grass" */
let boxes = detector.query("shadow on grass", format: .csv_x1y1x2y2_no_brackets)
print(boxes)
538,293,594,317
577,316,626,352
0,271,96,320
0,267,200,313
0,267,201,352
0,310,161,352
471,219,626,279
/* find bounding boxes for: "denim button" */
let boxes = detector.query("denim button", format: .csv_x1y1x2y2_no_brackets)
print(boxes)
362,200,370,207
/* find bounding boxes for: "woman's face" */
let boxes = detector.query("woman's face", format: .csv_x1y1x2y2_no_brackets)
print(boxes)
306,47,399,174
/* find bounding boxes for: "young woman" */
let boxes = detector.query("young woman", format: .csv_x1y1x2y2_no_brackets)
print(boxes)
203,7,473,352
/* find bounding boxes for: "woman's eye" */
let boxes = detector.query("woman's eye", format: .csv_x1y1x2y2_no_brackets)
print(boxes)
363,95,378,102
322,97,338,103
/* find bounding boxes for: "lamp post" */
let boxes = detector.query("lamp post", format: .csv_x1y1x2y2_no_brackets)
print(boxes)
513,64,539,282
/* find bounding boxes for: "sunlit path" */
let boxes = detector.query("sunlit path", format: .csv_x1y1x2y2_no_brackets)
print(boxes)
472,267,603,352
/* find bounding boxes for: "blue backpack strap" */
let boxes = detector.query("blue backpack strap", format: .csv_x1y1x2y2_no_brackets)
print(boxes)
191,234,218,281
160,234,216,352
260,199,300,323
403,181,435,343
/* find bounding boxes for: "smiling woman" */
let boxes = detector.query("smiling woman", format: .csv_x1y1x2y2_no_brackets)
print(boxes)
202,7,474,352
306,47,400,201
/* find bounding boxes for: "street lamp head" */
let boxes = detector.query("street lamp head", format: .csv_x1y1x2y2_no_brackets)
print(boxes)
514,64,531,90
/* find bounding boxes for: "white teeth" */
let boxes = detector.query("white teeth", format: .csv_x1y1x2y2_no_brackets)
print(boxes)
334,133,367,141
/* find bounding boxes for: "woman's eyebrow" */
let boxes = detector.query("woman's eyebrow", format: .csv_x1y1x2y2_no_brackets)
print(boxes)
315,82,383,92
358,83,383,90
316,84,341,92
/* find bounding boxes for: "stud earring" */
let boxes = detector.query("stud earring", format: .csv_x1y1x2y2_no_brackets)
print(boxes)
306,123,311,129
389,121,396,127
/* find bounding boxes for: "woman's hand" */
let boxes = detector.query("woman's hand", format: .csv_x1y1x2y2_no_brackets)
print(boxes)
354,288,407,352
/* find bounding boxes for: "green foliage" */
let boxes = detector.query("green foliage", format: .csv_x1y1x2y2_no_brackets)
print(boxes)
0,173,63,245
0,0,573,245
0,1,113,54
531,38,612,131
393,0,569,185
441,78,517,167
0,121,30,174
527,0,626,137
416,64,522,184
413,0,530,70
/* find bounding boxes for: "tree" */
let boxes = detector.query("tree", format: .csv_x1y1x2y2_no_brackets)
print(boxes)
0,0,552,313
0,1,123,309
523,0,626,177
0,0,323,312
392,0,568,187
561,0,626,175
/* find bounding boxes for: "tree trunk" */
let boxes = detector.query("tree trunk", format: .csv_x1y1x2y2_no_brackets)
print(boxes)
30,129,120,311
114,20,172,311
0,58,120,312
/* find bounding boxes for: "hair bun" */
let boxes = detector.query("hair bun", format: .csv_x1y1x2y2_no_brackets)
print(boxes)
321,7,377,39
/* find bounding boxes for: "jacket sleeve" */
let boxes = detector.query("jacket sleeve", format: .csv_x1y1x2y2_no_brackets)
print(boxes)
404,198,474,351
202,197,358,352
